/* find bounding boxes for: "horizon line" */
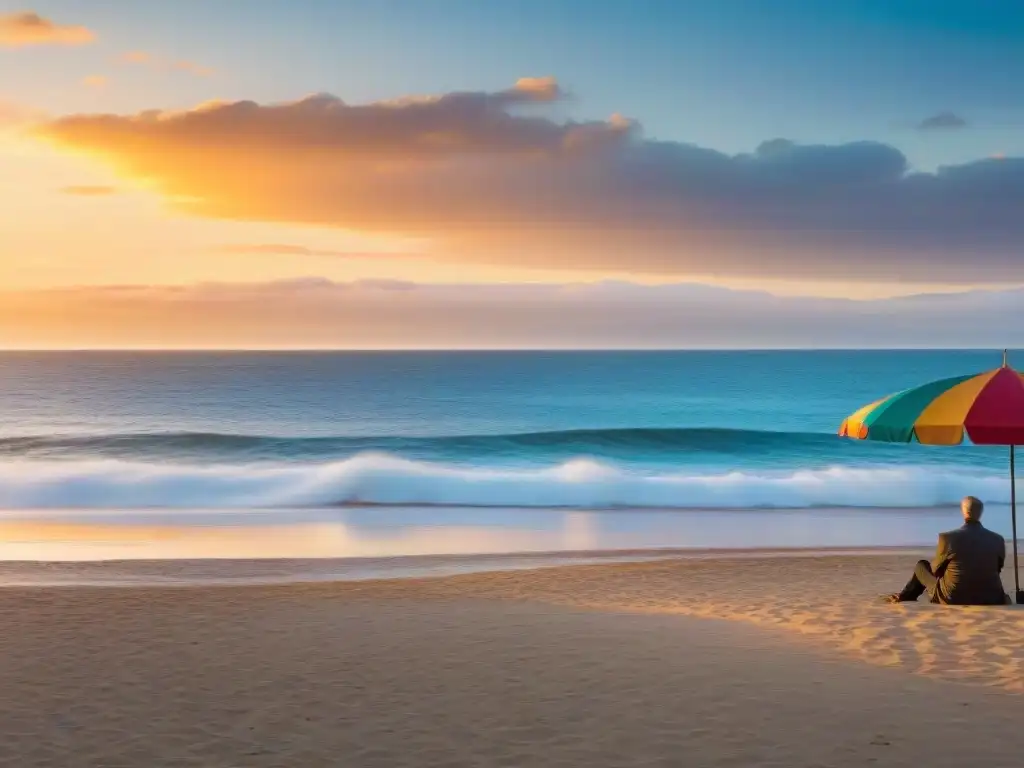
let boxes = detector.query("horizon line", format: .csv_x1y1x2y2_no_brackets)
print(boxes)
0,346,1017,354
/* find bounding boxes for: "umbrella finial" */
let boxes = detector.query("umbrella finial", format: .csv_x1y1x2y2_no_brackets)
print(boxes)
1004,349,1009,368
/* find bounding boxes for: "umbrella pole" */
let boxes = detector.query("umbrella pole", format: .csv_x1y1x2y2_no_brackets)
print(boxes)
1013,445,1022,604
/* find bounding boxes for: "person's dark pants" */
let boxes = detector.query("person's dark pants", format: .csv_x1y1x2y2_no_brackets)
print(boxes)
897,560,938,602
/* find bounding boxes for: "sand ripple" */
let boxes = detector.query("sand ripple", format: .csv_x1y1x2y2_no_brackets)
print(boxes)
328,553,1024,693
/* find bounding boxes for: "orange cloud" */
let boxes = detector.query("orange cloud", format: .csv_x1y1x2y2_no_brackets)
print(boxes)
120,50,213,76
29,80,1024,282
82,75,107,89
0,99,46,129
215,244,412,258
508,76,562,101
172,60,214,77
60,185,117,196
0,11,93,47
121,50,152,64
0,100,29,126
28,78,607,234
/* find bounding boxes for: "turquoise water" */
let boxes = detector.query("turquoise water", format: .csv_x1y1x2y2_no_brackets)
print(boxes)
0,350,1015,510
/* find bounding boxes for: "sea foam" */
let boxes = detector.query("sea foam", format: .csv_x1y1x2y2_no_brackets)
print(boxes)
0,452,1007,510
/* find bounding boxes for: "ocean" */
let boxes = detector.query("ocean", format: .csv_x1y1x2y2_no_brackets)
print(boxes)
0,350,1017,570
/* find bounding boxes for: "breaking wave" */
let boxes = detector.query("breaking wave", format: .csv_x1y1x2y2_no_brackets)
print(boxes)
0,452,1007,510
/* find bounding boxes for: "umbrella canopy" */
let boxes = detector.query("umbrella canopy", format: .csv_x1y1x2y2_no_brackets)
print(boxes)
839,360,1024,446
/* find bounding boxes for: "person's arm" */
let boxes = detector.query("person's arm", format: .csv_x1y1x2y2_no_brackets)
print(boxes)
931,534,953,577
998,538,1006,573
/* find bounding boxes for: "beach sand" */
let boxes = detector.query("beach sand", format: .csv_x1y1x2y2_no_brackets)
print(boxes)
1,552,1023,767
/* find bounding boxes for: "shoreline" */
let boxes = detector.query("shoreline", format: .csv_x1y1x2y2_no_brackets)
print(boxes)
0,543,940,587
0,502,978,517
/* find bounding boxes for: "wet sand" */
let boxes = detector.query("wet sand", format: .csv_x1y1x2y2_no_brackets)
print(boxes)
0,504,1012,562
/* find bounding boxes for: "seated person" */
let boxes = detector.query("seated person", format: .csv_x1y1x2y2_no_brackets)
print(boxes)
885,496,1009,605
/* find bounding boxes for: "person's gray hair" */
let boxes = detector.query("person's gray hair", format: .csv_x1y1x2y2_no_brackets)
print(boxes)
963,495,984,521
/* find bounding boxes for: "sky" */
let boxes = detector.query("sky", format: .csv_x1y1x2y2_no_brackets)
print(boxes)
2,0,1023,348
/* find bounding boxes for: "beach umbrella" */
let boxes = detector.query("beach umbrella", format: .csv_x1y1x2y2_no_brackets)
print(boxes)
838,350,1024,604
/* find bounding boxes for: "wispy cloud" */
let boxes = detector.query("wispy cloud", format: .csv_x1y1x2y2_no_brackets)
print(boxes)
0,11,93,47
214,244,413,258
60,185,117,196
4,279,1024,349
120,50,213,77
917,111,968,130
121,50,151,64
30,80,1024,283
0,99,45,129
82,75,107,89
171,60,214,77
